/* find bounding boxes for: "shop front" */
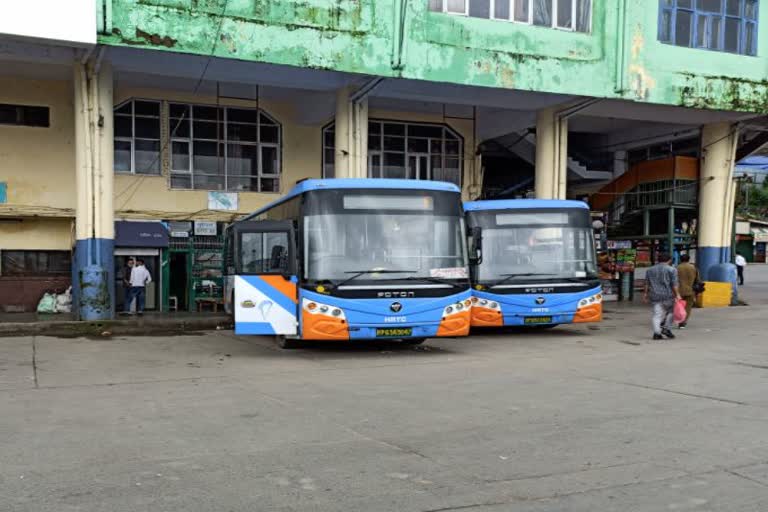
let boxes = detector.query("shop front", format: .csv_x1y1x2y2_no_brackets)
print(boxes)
114,221,169,312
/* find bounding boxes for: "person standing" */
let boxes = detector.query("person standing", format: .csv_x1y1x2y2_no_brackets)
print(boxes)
735,252,747,285
643,253,681,340
676,254,698,329
126,259,152,316
121,258,135,313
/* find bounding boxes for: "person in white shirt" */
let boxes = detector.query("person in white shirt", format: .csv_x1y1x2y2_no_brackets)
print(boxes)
126,259,152,315
735,252,747,286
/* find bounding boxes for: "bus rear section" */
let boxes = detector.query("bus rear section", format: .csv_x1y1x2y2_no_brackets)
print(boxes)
227,179,472,346
465,200,602,328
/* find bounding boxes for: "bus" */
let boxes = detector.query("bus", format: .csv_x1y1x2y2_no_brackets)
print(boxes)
464,199,601,328
224,179,472,347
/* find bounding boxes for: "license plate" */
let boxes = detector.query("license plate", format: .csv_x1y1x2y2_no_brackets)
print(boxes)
524,316,552,324
376,327,413,337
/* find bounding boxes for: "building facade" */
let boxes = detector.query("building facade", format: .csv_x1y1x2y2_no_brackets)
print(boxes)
1,0,765,316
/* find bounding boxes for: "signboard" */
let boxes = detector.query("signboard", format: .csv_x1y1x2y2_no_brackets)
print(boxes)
607,240,632,249
208,191,238,211
115,221,169,248
170,231,189,238
194,221,218,236
735,221,751,235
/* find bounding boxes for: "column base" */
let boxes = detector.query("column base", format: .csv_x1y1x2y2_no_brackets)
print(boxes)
698,246,737,305
73,238,115,321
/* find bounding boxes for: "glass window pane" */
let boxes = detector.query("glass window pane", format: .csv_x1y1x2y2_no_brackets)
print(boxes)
557,0,573,28
260,178,280,193
134,101,159,117
227,122,258,142
227,144,257,176
494,0,510,19
710,16,722,48
514,0,530,22
114,140,131,172
408,124,444,138
227,108,256,124
259,113,277,126
228,176,258,192
368,133,382,151
192,174,224,190
532,0,552,26
446,0,466,13
675,10,693,46
169,103,189,118
368,121,381,134
383,123,405,136
469,0,491,18
170,118,189,138
193,141,223,173
430,140,443,154
677,0,693,7
745,0,757,19
382,152,406,179
726,0,741,16
134,117,160,139
575,0,591,32
324,128,335,147
193,105,220,121
134,140,160,175
659,9,672,42
193,120,223,140
697,0,723,12
368,153,382,177
172,141,190,172
446,140,460,155
428,0,443,12
240,233,264,273
745,21,756,55
115,116,132,137
170,174,192,189
696,15,708,47
260,125,279,143
324,148,335,167
383,136,405,151
724,16,740,52
407,138,429,152
115,102,131,115
261,146,279,175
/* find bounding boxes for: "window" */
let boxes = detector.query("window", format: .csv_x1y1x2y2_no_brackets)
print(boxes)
0,251,71,276
114,100,161,174
0,104,50,127
658,0,758,55
322,120,463,186
239,232,289,274
169,104,281,192
429,0,592,32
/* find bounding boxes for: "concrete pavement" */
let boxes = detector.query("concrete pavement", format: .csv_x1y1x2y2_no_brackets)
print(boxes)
2,267,768,511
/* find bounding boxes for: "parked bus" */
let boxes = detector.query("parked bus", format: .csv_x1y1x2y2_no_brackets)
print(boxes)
224,179,472,347
464,199,601,328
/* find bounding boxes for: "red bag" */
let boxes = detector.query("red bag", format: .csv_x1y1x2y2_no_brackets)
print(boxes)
673,298,687,324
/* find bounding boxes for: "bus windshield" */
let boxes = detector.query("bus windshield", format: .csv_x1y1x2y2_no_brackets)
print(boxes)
469,209,597,283
304,189,468,284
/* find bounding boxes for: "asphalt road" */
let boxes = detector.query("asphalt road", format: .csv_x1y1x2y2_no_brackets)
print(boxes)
2,267,768,511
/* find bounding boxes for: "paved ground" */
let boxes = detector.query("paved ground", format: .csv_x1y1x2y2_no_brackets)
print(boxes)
2,267,768,511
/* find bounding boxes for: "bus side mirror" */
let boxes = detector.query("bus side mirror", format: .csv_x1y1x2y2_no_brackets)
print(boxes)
468,227,483,265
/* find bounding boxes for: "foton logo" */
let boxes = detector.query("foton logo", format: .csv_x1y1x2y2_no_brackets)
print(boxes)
390,302,403,312
535,297,546,305
377,291,415,298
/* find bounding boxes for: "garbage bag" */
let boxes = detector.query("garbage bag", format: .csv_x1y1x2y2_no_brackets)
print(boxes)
37,293,57,314
673,298,687,324
55,286,72,313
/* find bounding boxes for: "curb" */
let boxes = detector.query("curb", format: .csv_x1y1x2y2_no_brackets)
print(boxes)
0,316,233,338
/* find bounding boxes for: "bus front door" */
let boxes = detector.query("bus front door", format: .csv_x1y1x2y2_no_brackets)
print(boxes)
233,221,298,336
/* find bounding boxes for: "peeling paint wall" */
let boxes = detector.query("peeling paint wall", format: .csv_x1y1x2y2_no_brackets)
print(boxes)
100,0,768,113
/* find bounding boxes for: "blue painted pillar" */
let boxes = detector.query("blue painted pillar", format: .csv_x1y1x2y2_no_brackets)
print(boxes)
73,57,115,320
698,122,739,303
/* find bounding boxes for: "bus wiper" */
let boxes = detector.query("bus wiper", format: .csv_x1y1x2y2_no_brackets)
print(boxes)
491,272,557,288
395,276,464,288
336,269,417,288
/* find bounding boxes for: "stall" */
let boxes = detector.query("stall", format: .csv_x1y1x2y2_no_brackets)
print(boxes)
114,221,169,311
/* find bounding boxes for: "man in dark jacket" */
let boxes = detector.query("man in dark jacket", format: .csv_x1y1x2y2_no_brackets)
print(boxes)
676,254,698,329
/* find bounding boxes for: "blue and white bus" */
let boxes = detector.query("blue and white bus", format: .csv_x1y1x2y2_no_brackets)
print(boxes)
224,179,472,347
464,199,602,328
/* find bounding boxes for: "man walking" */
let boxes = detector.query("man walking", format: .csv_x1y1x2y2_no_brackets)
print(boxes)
676,254,698,329
644,253,681,340
126,259,152,316
735,252,747,285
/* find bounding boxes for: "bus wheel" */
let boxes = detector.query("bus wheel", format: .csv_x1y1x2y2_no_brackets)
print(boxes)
276,336,302,349
402,338,426,345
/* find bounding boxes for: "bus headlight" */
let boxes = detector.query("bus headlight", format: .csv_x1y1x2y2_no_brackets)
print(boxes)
303,299,346,320
444,299,475,317
578,293,603,308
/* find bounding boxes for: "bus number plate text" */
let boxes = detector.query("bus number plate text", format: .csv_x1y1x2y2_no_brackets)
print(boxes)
376,327,413,338
524,316,552,324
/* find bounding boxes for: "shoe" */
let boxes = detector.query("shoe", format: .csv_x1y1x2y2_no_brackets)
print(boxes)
679,323,686,329
662,329,676,339
653,334,663,340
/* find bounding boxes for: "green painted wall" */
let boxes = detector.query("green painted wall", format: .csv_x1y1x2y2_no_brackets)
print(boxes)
98,0,768,113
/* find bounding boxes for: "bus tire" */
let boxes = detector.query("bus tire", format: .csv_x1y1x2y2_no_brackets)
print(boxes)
276,336,301,349
402,338,426,345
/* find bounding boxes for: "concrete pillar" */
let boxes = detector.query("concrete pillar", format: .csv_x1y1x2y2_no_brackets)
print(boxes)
72,54,115,320
334,86,368,178
698,122,739,280
613,150,628,178
535,107,567,199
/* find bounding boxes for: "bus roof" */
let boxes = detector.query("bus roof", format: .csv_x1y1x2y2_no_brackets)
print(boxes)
239,179,461,222
464,199,589,212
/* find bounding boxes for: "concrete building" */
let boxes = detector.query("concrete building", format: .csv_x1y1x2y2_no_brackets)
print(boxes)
1,0,765,317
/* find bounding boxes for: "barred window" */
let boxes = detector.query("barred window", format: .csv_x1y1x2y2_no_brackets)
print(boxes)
114,100,161,174
429,0,592,33
0,250,71,276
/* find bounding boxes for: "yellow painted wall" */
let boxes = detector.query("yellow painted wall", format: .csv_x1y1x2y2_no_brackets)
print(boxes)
0,218,72,250
0,77,76,217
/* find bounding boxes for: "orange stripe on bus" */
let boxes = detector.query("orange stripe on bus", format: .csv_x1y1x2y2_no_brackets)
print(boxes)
259,275,298,303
